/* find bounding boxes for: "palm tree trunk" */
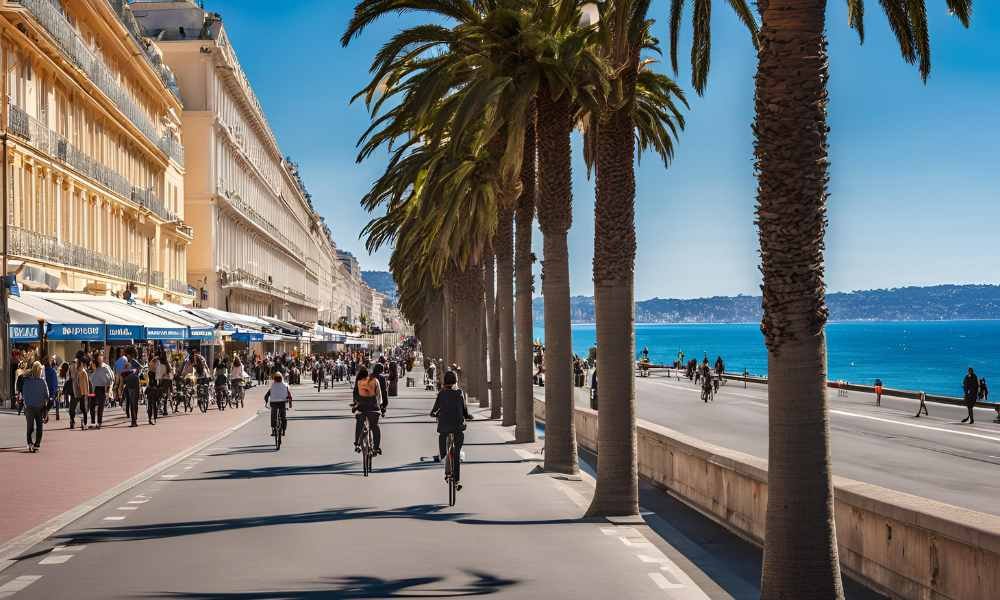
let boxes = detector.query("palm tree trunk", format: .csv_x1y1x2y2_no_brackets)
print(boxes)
485,254,503,417
587,64,639,516
755,2,843,598
535,89,577,474
514,112,537,441
496,207,515,423
479,290,490,408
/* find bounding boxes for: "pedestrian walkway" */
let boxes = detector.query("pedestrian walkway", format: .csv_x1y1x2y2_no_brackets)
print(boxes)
0,371,714,599
0,389,261,560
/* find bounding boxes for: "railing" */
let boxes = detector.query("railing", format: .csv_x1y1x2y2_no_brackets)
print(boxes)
10,103,176,221
219,268,315,307
8,225,163,287
169,279,193,295
8,103,29,139
221,191,304,257
107,0,183,102
157,133,185,165
16,0,185,165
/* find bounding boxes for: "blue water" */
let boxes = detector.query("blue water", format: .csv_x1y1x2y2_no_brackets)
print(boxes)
532,321,1000,398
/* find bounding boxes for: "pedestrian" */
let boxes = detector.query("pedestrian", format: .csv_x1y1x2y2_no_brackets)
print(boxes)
71,357,91,430
44,356,60,421
59,362,73,425
874,378,883,407
121,349,142,427
961,367,979,424
21,361,48,452
90,353,114,429
979,377,989,403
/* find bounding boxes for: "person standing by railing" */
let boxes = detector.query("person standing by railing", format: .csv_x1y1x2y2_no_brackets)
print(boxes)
961,368,979,424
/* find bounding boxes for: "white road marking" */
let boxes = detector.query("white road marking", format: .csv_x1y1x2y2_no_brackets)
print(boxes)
553,481,588,508
619,536,653,548
649,572,684,590
0,575,42,598
117,507,137,511
161,474,178,479
828,409,1000,443
183,466,193,470
38,554,72,565
513,448,540,461
127,500,148,505
601,528,618,536
51,545,85,553
103,516,125,521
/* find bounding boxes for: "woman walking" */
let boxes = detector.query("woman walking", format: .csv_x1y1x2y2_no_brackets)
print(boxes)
21,362,49,452
90,353,114,429
44,357,60,421
72,357,91,430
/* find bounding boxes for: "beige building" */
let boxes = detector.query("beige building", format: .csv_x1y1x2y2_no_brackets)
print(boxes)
1,0,193,302
132,1,326,322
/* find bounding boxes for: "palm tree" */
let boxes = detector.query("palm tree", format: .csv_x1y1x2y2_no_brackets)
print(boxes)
669,0,971,596
496,205,516,424
583,1,687,516
485,250,504,418
514,108,537,443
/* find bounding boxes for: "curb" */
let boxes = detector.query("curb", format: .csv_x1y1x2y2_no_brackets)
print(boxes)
0,411,261,574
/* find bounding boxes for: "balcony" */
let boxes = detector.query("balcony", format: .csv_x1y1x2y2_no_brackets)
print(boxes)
15,0,184,165
219,190,304,258
169,279,193,296
9,225,163,288
9,103,175,222
107,0,183,102
219,268,316,307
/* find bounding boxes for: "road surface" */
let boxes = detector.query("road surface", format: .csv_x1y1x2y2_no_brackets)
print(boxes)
600,371,1000,515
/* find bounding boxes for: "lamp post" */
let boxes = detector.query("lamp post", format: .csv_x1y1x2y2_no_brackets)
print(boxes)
1,133,10,405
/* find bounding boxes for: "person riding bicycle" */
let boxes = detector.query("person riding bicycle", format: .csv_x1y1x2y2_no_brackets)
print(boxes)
430,370,473,490
213,358,229,403
714,356,725,377
352,366,386,455
700,362,713,401
264,372,292,437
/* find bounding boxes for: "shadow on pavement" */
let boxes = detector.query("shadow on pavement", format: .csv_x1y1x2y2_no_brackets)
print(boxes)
150,570,518,598
195,462,357,480
61,505,469,545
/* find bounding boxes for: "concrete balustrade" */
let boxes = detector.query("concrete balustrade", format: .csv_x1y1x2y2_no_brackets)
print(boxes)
534,391,1000,600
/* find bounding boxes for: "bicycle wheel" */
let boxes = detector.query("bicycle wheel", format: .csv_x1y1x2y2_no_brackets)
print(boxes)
361,442,370,477
275,426,282,450
448,452,456,507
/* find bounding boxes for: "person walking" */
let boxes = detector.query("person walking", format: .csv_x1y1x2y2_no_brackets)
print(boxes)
874,378,884,407
71,357,91,430
89,354,114,429
44,356,60,421
962,367,979,424
59,361,73,426
979,377,989,403
121,349,143,427
21,362,48,452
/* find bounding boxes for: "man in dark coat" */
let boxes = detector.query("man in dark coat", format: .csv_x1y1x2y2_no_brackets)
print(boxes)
962,367,979,424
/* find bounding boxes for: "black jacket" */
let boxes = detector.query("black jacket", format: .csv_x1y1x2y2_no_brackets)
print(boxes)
431,388,472,434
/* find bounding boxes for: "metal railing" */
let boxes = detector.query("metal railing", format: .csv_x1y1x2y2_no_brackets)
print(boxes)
9,225,163,288
9,104,176,221
219,268,315,307
222,192,304,257
169,278,193,295
157,133,185,165
17,0,185,165
107,0,183,102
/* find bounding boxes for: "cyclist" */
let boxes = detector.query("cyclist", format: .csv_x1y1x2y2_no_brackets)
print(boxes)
213,358,230,407
430,370,473,490
700,362,713,402
372,363,389,413
264,372,292,437
230,357,248,407
352,366,386,455
714,356,725,378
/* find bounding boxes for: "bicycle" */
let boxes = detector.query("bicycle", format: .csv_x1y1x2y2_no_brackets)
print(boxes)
359,412,376,476
444,432,458,506
270,403,288,450
230,379,246,409
196,379,211,413
215,383,229,411
701,380,714,403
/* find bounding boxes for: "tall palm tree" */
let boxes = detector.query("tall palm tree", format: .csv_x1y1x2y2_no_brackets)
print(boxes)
496,205,516,424
583,1,687,516
514,107,537,443
485,251,504,417
670,0,971,596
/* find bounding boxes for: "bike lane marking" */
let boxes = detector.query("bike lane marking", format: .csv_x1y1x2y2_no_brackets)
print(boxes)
0,575,41,598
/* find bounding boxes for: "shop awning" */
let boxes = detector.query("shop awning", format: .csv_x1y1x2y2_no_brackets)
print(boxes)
261,316,305,337
131,302,216,340
8,296,43,341
185,307,270,335
13,293,105,341
38,294,188,341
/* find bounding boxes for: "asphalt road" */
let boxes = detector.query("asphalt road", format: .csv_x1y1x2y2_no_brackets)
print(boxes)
609,371,1000,515
0,375,716,600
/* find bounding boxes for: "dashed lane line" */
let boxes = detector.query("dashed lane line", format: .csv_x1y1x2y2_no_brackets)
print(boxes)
116,507,138,511
102,516,125,522
0,575,42,598
50,546,85,553
649,572,685,590
37,554,72,566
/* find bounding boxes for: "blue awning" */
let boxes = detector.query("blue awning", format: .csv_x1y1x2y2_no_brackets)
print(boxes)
48,323,107,341
187,327,215,340
9,324,41,341
233,331,264,342
145,326,188,340
106,324,145,341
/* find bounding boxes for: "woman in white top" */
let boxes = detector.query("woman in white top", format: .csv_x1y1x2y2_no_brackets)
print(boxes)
264,372,292,437
230,357,249,408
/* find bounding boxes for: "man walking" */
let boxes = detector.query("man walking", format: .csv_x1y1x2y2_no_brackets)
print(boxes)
121,349,142,427
962,367,979,424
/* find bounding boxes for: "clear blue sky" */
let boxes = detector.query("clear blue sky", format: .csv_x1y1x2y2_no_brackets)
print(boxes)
200,0,999,300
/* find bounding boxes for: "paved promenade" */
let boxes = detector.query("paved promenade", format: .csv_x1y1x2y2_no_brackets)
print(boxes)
586,371,1000,515
0,373,717,599
0,390,258,554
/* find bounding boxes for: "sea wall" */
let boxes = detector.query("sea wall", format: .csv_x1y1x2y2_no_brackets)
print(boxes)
534,390,1000,600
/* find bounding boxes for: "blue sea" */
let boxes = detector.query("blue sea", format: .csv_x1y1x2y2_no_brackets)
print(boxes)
532,321,1000,398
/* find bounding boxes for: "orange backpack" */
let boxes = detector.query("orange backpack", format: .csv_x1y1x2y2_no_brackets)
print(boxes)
358,377,378,398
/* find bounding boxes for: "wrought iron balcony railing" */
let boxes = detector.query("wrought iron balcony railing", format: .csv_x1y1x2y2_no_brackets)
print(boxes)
9,225,163,288
9,104,176,221
107,0,183,102
169,278,193,295
17,0,184,165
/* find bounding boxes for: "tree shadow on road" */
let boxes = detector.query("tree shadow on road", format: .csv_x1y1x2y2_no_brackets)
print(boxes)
194,462,357,480
149,570,518,598
59,505,469,545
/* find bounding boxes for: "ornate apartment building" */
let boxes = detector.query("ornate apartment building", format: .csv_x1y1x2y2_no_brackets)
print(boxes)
132,0,331,321
1,0,192,302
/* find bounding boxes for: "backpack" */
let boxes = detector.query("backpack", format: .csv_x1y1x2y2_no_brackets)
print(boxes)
357,377,378,398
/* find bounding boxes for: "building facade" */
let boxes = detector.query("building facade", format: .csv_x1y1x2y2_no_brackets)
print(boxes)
133,1,325,321
1,0,193,302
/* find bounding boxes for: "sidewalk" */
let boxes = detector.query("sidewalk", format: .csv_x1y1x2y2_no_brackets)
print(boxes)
0,386,267,549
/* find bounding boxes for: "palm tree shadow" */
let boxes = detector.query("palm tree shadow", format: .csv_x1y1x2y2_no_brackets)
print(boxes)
151,570,518,598
60,505,468,546
194,462,356,480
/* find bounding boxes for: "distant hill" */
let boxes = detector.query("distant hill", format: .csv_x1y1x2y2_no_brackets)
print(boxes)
362,271,397,301
532,285,1000,323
